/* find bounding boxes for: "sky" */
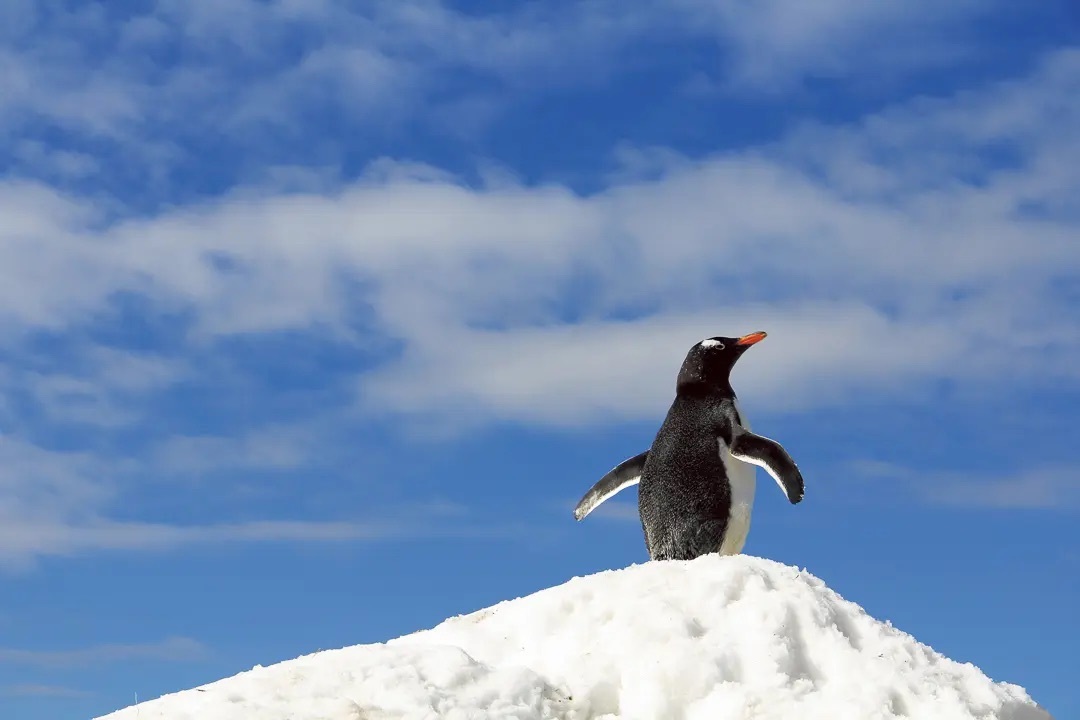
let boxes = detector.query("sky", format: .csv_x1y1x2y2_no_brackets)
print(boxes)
0,1,1077,718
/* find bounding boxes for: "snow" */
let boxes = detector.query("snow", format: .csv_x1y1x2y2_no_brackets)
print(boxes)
96,555,1051,720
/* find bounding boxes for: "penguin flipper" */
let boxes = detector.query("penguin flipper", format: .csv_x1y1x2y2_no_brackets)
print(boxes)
729,432,805,504
573,451,648,521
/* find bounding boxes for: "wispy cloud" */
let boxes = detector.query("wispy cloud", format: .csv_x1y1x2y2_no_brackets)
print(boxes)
0,435,114,523
0,518,400,568
848,460,1080,510
922,466,1080,510
0,0,1021,191
1,683,92,698
1,49,1077,430
0,637,206,669
7,347,187,428
150,425,316,477
0,433,492,568
1,7,1076,572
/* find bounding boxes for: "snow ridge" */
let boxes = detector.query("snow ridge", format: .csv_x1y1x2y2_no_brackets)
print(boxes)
96,555,1052,720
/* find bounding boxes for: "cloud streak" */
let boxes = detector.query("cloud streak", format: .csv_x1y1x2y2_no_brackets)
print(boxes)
0,518,397,566
1,10,1076,571
0,434,493,568
0,637,206,669
0,506,498,570
672,0,991,89
0,0,1020,191
849,460,1080,510
921,466,1080,510
1,683,92,698
5,49,1076,428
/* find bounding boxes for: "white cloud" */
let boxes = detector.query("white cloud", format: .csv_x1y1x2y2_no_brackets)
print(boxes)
0,508,520,570
220,44,413,135
675,0,989,89
0,49,1077,429
151,426,315,476
1,3,1070,574
7,347,187,428
0,519,398,568
361,303,980,426
1,683,92,698
0,637,207,669
848,460,1080,510
0,35,1077,569
0,434,484,568
0,46,143,138
13,140,98,180
922,466,1080,510
0,0,1015,158
0,436,114,523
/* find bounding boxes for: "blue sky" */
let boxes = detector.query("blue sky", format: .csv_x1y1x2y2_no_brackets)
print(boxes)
1,1,1078,718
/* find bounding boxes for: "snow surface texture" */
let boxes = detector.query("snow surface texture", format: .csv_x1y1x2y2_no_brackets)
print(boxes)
97,555,1052,720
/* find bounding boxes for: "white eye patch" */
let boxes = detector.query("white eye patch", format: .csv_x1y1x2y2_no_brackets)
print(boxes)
700,339,725,349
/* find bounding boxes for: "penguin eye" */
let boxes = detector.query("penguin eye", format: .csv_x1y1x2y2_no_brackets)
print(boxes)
700,339,725,350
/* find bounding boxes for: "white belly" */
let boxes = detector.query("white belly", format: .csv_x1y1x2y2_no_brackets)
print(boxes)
717,447,756,555
718,397,756,556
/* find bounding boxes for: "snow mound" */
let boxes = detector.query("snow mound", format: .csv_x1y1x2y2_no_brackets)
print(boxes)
96,555,1052,720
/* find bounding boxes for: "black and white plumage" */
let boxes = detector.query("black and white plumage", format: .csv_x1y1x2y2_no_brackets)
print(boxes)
573,331,804,561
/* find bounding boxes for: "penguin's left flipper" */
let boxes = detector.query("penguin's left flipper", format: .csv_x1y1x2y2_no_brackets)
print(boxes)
729,431,805,504
573,450,648,521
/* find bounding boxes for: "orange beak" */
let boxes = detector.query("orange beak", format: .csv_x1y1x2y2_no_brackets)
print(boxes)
736,331,767,347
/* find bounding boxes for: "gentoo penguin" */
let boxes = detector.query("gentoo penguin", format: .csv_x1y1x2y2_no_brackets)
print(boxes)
573,331,804,561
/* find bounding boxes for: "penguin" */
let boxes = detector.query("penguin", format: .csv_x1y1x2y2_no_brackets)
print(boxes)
573,331,804,561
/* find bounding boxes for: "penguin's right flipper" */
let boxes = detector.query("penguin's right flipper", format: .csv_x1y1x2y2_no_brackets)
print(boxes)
573,451,649,521
729,432,805,504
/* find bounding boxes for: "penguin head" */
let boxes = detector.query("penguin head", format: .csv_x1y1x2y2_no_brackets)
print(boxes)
676,331,767,392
